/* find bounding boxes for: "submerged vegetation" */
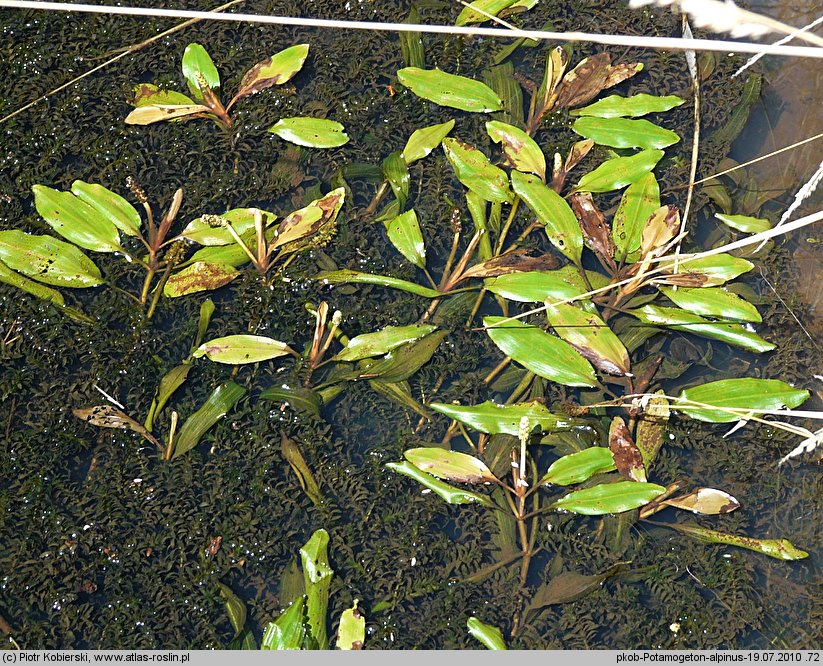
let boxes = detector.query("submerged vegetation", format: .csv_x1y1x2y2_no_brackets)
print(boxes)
0,0,820,651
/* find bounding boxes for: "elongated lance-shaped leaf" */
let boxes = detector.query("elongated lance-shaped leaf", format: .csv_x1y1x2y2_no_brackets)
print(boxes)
260,385,322,417
658,286,761,322
262,598,307,650
386,461,495,507
182,43,220,99
485,121,546,180
484,266,607,303
656,253,754,286
0,258,62,306
216,581,248,640
356,329,448,383
164,262,239,297
442,138,513,204
662,488,740,515
0,230,102,287
524,565,625,619
545,300,630,376
130,83,195,107
73,405,162,450
572,93,686,118
573,149,664,194
273,188,345,252
234,44,309,101
511,170,583,264
369,379,430,419
404,447,498,484
300,529,334,650
402,119,455,164
334,324,437,362
715,213,772,233
456,0,518,25
431,400,582,436
676,378,809,423
552,481,666,515
281,433,323,506
540,447,616,486
628,304,775,354
612,171,659,261
181,208,278,246
32,185,121,253
315,269,441,298
398,67,503,113
336,600,365,650
144,364,192,432
385,209,426,269
125,103,212,125
172,381,246,459
467,617,507,650
572,117,680,150
635,393,669,470
661,523,809,560
71,181,142,237
382,150,410,210
484,316,596,387
193,334,296,364
269,117,349,148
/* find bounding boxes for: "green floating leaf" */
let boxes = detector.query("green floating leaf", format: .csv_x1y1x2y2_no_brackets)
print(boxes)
259,385,322,418
357,329,448,383
382,150,410,210
402,119,455,164
193,334,296,364
32,185,121,253
486,120,546,180
553,481,666,515
484,316,596,387
715,213,772,233
545,300,631,376
301,529,334,650
658,253,754,286
269,117,349,148
262,598,307,650
165,262,239,297
124,103,211,125
385,209,427,268
182,42,220,98
405,447,498,484
443,138,513,204
612,172,660,261
144,363,192,432
430,400,581,436
172,381,246,459
511,170,583,264
659,286,761,322
456,0,518,25
386,461,495,507
0,258,62,307
0,230,102,287
334,324,437,362
181,208,278,246
572,93,686,118
315,269,441,298
336,601,365,650
484,267,592,303
398,67,503,113
676,378,809,423
540,447,616,486
572,117,680,150
130,83,195,107
466,617,507,650
628,304,775,353
234,44,309,100
662,523,809,560
70,181,142,237
573,149,664,194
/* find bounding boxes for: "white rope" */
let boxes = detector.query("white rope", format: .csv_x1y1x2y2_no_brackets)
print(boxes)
2,0,823,59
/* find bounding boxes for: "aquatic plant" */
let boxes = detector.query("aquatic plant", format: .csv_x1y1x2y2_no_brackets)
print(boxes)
125,42,349,147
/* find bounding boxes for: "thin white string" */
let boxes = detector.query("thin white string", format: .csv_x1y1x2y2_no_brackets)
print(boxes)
1,0,823,58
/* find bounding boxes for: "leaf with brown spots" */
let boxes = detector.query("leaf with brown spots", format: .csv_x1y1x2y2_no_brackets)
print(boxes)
663,487,740,515
604,62,644,89
234,44,310,102
124,104,211,125
608,416,646,482
272,188,345,253
551,139,595,192
570,192,616,271
164,262,239,297
554,53,611,109
73,405,162,450
640,205,680,258
460,249,559,280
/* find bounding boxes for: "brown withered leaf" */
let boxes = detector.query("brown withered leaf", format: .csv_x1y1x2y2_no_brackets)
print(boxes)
663,487,740,515
272,188,344,254
570,193,616,271
604,62,644,89
554,53,611,109
206,535,223,558
653,272,709,288
524,564,626,622
459,249,559,281
634,393,670,470
609,416,646,482
281,433,323,506
551,139,595,192
640,205,680,258
164,262,239,297
73,405,162,450
236,58,292,100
